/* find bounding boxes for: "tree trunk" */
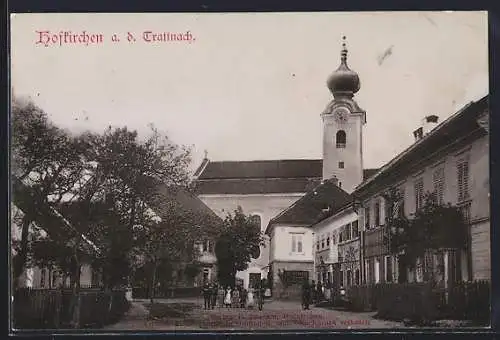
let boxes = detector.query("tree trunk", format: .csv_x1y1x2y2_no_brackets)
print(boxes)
150,262,157,304
14,215,32,290
69,253,82,329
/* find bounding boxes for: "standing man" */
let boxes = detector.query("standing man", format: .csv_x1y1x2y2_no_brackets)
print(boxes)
202,281,211,310
301,279,311,310
311,280,316,304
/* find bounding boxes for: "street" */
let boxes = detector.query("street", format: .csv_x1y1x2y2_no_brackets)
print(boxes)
104,297,403,330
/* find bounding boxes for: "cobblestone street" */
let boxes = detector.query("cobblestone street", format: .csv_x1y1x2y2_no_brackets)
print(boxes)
104,298,403,331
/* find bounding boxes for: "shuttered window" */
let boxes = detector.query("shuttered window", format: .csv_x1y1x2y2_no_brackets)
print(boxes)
414,178,424,210
457,159,470,202
433,167,445,204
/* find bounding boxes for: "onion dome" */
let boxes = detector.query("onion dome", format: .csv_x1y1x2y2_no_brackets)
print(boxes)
327,36,360,98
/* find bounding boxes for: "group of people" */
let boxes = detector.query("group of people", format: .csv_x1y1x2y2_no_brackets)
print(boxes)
301,280,333,310
202,282,266,310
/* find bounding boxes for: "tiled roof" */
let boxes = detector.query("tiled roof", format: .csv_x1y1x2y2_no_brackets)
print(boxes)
197,159,323,179
195,177,321,195
151,184,223,232
265,180,352,234
195,158,378,195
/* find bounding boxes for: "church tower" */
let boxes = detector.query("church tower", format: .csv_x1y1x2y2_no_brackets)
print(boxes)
321,37,366,193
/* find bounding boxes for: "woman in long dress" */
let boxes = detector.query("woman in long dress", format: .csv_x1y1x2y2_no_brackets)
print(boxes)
246,288,255,308
324,281,332,301
224,287,232,308
217,285,225,308
232,288,240,308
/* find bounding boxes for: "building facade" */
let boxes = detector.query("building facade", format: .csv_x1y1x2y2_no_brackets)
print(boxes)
194,159,323,289
356,96,490,285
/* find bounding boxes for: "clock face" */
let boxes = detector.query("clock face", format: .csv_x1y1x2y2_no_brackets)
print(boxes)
334,107,349,123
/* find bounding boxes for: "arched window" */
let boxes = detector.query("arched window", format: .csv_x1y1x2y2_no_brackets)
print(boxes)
336,130,347,148
250,215,262,230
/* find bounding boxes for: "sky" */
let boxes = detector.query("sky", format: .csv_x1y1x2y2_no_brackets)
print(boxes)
11,12,488,172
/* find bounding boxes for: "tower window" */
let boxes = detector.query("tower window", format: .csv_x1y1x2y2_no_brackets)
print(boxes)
336,130,346,148
338,161,344,169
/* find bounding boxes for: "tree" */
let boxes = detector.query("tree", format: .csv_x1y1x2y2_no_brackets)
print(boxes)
11,97,89,290
76,125,194,293
214,207,265,287
386,191,468,283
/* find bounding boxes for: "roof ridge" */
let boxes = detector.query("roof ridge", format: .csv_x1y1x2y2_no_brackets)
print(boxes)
356,95,487,191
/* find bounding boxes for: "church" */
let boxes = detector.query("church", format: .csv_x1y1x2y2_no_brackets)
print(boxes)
194,37,377,289
194,37,490,294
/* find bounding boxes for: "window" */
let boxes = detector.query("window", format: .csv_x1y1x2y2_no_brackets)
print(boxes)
339,181,342,188
374,201,381,226
457,159,470,202
339,227,344,243
336,130,346,148
433,167,445,204
284,271,308,285
355,269,360,285
321,235,325,249
345,224,352,241
347,270,352,286
414,178,424,210
203,269,209,283
291,233,304,253
386,256,393,283
365,206,371,229
351,220,359,238
202,240,209,252
326,234,330,247
332,234,336,245
297,235,303,253
339,270,344,286
250,215,262,229
40,268,46,288
338,161,344,169
316,236,320,250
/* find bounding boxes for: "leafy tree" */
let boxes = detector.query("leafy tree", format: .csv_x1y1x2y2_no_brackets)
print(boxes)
11,97,89,290
214,207,265,287
385,191,468,283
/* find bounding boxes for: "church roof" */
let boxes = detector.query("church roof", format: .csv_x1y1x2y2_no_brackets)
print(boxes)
194,159,378,195
197,159,323,180
264,180,352,235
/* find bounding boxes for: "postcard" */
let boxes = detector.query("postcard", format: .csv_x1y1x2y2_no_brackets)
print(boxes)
10,11,490,332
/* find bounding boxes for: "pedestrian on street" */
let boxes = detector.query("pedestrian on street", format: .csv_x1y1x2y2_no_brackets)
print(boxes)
224,286,232,308
316,281,323,303
246,287,255,308
301,279,311,310
217,284,225,308
211,283,218,309
240,288,247,308
202,282,211,310
311,280,316,304
324,279,332,301
232,286,240,308
257,282,265,311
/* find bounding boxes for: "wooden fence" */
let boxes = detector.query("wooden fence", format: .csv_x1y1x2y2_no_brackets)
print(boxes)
346,280,490,323
132,286,202,299
13,287,129,329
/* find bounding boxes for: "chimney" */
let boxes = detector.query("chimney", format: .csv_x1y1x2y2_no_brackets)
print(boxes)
422,115,439,135
413,127,423,142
